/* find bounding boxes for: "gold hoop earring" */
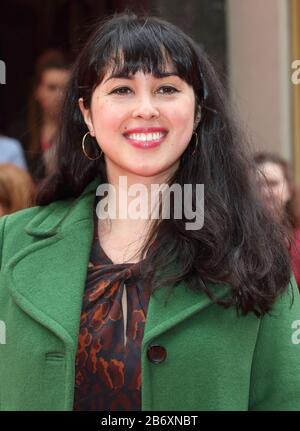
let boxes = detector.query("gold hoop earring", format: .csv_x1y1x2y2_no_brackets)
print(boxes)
192,131,199,156
82,132,103,161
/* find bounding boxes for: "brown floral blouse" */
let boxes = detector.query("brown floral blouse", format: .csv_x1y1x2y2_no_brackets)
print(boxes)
73,203,152,411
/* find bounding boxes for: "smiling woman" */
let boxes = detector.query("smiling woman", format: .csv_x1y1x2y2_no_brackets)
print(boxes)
78,71,196,178
0,12,300,412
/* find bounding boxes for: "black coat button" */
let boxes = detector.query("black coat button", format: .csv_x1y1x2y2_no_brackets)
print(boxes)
147,345,167,364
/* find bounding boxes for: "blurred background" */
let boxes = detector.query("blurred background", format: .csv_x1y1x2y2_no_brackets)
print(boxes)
0,0,300,180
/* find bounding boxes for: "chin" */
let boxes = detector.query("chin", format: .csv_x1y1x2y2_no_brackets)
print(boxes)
131,162,173,178
130,168,162,178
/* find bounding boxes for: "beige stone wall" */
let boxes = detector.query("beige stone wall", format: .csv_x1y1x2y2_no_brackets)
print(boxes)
227,0,292,160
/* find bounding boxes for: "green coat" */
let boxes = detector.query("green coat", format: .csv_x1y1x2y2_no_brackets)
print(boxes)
0,178,300,411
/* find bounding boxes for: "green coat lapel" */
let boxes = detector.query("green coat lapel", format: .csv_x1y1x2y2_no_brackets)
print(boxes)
5,178,100,352
143,280,230,346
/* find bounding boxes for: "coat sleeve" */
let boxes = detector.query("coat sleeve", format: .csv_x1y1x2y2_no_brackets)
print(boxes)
249,277,300,410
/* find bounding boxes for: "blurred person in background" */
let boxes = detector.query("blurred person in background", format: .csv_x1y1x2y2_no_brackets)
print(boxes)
254,152,300,287
13,50,71,182
0,134,27,170
0,163,36,216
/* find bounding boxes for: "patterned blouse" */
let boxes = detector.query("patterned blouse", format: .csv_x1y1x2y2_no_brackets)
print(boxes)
73,203,152,411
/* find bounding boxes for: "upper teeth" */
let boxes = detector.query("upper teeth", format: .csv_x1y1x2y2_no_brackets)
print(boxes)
127,132,165,141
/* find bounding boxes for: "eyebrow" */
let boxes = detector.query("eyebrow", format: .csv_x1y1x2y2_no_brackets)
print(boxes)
103,71,180,84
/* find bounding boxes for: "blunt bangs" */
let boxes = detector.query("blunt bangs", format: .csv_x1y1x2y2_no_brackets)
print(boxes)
91,16,203,98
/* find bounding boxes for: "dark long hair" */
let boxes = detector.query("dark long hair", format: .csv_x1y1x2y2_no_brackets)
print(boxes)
37,13,292,316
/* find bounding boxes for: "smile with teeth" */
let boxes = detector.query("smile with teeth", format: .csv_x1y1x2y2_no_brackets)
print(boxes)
125,132,166,142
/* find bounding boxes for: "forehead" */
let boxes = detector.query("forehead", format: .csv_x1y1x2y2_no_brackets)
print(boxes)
41,68,70,85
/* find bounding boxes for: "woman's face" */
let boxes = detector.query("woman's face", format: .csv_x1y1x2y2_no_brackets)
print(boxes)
36,68,70,118
79,69,197,181
258,161,291,213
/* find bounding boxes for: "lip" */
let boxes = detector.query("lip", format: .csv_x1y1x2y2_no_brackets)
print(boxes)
124,127,168,134
123,127,168,149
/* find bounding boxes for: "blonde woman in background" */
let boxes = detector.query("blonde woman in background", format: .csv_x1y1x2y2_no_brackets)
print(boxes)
0,164,36,216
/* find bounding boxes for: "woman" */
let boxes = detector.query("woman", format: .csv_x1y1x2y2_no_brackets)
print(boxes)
24,50,70,182
254,152,300,287
0,13,299,411
0,163,36,216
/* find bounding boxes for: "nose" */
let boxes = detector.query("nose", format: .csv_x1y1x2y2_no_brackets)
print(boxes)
132,94,159,120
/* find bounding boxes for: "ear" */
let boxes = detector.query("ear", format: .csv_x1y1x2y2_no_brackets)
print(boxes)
78,98,95,136
194,106,201,131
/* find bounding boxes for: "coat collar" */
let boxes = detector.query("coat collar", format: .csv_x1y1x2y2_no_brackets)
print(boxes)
6,177,100,354
6,176,230,356
25,177,100,238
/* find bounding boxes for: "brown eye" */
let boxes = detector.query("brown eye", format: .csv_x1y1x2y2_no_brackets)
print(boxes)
47,84,58,92
110,87,132,95
156,86,179,95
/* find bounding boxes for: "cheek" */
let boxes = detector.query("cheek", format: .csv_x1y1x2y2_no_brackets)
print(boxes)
171,108,192,124
37,90,46,105
169,106,194,145
92,102,125,133
169,98,195,128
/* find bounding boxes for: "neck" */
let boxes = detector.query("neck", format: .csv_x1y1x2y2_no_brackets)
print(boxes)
42,112,59,128
95,160,178,262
